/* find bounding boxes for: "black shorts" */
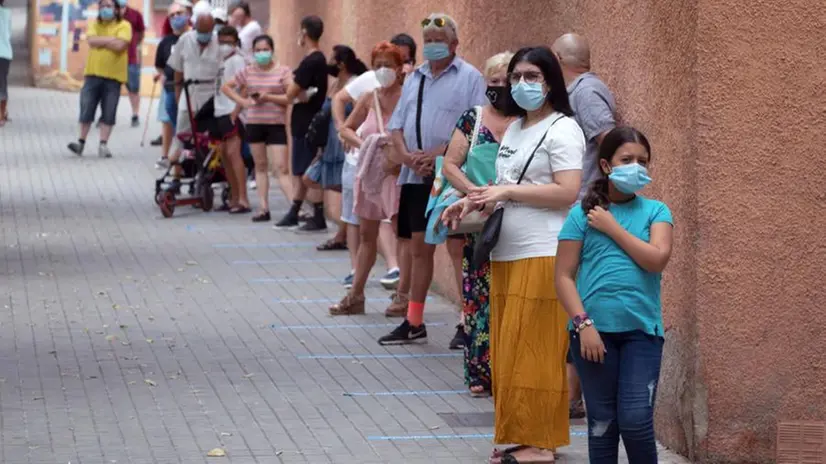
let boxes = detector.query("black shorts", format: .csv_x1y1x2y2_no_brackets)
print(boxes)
210,115,242,141
397,181,433,239
246,123,287,145
291,134,317,176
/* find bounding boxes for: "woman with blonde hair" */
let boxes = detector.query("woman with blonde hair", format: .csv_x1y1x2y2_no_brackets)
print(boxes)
437,51,517,397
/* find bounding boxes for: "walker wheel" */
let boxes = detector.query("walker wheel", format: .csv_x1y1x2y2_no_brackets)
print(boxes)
201,184,214,212
158,191,176,218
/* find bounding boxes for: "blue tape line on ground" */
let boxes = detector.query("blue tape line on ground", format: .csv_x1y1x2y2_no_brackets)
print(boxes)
272,297,432,303
213,242,316,248
343,390,465,397
271,322,447,330
185,224,278,231
367,430,587,441
233,258,349,264
297,353,462,360
252,277,340,283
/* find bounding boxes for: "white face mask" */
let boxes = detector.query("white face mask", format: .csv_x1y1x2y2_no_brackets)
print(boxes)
374,67,397,88
218,44,234,58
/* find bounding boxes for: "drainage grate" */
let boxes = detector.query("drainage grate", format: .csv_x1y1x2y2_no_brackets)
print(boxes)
777,421,826,463
438,412,495,428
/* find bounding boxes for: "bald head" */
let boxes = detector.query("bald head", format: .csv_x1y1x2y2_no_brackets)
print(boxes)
195,14,214,33
552,33,591,71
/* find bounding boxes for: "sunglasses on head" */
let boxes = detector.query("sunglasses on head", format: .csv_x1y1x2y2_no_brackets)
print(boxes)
421,17,447,28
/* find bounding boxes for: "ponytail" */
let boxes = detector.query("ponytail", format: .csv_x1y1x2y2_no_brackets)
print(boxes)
582,177,610,212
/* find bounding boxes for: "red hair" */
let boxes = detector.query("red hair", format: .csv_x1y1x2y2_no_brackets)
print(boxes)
370,41,403,67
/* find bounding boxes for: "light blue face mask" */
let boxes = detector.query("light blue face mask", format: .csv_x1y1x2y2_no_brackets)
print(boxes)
510,81,546,111
196,31,212,44
98,7,115,20
608,163,652,194
423,42,450,61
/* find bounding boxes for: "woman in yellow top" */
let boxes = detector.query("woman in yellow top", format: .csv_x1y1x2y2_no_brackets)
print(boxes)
67,0,132,159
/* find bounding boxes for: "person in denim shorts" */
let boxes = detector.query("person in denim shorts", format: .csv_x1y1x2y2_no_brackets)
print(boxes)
67,0,131,158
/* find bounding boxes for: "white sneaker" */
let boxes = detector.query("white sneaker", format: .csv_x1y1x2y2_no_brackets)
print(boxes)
98,144,113,158
248,179,257,190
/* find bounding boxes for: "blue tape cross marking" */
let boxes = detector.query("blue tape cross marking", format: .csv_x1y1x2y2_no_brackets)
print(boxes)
273,297,433,304
297,353,461,360
343,390,465,397
271,322,447,330
367,431,588,441
213,242,316,249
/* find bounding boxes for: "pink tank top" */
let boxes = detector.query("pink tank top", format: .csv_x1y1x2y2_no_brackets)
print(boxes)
356,93,392,139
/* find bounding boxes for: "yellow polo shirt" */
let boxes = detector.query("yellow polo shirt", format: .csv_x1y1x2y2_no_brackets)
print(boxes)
84,19,132,83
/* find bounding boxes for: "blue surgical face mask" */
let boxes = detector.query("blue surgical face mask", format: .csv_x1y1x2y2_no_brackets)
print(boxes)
422,42,450,61
196,31,212,44
99,7,115,20
170,15,188,31
608,163,652,194
510,81,546,111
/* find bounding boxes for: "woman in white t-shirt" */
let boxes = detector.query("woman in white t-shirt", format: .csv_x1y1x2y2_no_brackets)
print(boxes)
444,46,584,463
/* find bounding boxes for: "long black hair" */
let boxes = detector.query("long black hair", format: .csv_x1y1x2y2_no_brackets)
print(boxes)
500,46,573,118
333,45,368,76
582,126,652,211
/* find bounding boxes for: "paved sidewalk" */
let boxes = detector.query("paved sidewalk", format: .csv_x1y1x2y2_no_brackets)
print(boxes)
0,87,688,463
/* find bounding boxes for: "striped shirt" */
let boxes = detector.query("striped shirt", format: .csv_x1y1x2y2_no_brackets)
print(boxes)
387,56,488,185
233,64,291,125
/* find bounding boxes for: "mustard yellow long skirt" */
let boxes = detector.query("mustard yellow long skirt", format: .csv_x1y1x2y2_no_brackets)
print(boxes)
490,257,570,450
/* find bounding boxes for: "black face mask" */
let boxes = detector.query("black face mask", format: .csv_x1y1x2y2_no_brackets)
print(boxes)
327,64,341,77
486,85,506,111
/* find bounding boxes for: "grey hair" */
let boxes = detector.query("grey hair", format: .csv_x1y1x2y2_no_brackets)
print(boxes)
552,33,591,70
423,13,458,42
484,51,513,77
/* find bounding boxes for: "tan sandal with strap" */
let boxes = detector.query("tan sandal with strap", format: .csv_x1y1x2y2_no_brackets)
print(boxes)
329,294,365,316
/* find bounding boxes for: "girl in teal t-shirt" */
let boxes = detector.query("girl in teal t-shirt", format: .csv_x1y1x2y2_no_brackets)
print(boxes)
555,126,674,463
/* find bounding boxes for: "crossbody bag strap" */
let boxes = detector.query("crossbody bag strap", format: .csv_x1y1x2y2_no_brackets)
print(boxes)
372,90,384,134
415,74,426,150
515,115,564,185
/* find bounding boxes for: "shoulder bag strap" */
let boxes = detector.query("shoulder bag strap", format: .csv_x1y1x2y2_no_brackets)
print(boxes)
469,105,483,151
415,74,426,150
372,90,384,134
515,115,564,185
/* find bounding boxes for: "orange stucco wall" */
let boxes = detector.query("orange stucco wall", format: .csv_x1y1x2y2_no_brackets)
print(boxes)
267,1,826,462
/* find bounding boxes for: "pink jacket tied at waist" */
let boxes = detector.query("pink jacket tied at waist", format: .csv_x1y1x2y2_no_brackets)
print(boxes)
354,133,390,201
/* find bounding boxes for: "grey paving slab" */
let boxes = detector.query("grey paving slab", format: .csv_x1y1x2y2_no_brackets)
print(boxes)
0,87,689,463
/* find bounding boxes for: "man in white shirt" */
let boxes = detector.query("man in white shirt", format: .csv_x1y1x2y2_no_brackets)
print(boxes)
228,2,261,59
166,13,222,172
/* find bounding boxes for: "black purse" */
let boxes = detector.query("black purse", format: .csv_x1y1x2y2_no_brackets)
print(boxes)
471,117,562,269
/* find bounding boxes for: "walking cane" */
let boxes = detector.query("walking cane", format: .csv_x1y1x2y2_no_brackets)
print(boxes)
140,79,159,147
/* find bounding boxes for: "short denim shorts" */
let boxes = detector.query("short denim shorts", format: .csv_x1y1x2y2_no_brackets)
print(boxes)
79,75,122,126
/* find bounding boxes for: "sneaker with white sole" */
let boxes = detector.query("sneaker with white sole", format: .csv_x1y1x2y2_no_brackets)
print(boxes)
379,268,400,290
342,271,354,289
98,144,112,158
378,320,427,345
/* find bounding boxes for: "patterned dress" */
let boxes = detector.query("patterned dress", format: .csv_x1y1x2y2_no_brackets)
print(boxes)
454,108,499,391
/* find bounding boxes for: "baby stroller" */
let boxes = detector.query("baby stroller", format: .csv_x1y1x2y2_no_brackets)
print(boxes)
154,79,230,218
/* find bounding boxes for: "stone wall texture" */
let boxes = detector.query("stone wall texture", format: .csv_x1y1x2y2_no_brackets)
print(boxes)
265,0,826,462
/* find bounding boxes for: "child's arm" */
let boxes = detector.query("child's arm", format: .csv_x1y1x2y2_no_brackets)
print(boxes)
588,205,674,273
554,240,587,320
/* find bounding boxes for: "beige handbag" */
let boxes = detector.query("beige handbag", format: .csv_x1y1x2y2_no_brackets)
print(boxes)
449,106,487,235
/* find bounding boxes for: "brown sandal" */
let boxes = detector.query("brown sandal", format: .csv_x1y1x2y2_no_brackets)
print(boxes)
329,294,365,316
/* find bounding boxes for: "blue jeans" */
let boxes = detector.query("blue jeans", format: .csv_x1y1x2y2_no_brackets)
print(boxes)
570,330,664,464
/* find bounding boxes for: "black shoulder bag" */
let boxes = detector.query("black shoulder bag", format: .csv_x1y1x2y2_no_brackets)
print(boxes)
472,116,563,269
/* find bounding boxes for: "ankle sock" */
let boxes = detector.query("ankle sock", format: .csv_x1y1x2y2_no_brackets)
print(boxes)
288,200,302,216
313,202,324,219
406,301,425,326
78,138,85,145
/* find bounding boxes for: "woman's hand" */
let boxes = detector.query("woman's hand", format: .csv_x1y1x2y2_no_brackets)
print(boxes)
240,97,257,109
579,326,607,363
587,206,621,236
467,185,512,205
440,198,478,231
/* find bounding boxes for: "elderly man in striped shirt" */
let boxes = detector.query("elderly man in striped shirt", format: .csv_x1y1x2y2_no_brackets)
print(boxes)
377,13,488,346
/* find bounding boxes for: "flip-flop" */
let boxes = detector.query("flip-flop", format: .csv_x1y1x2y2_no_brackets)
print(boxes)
229,206,251,214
